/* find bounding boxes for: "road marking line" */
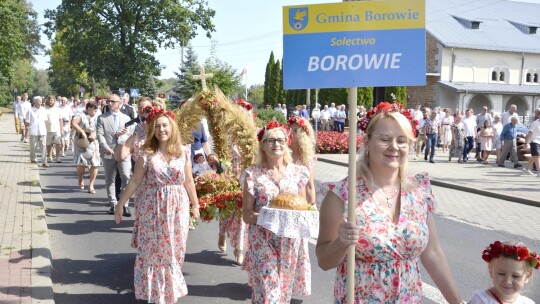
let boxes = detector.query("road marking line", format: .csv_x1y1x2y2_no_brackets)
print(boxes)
440,215,494,230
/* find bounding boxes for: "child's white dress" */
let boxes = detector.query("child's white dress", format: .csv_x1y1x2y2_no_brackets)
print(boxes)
469,289,535,304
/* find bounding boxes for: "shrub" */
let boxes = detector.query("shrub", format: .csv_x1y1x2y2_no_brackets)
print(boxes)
254,109,286,127
316,131,363,154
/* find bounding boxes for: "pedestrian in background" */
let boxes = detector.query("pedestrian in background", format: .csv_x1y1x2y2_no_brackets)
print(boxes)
71,102,101,194
462,109,477,162
26,96,48,166
522,108,540,176
44,96,64,163
334,105,346,133
441,108,454,154
449,113,465,163
288,116,316,205
479,120,494,164
311,103,321,131
20,93,32,143
317,105,462,303
497,116,522,168
115,109,199,304
423,109,440,163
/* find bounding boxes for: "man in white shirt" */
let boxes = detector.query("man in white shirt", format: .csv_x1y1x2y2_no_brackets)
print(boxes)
321,105,331,131
59,97,72,156
328,102,337,131
25,96,48,166
462,109,478,162
414,108,428,160
413,103,423,121
274,103,281,112
501,104,518,125
334,105,347,133
311,103,321,131
44,96,64,163
281,104,288,118
20,93,32,143
13,96,23,138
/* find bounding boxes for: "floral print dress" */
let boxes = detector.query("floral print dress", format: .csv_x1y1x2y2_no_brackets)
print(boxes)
134,150,191,304
450,122,465,158
243,163,310,304
322,173,435,303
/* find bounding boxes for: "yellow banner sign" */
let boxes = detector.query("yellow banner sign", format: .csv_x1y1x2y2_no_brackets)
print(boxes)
284,0,425,35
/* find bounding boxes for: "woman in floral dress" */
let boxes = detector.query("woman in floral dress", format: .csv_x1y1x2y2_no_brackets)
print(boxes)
479,119,494,164
242,121,311,303
449,113,466,163
441,108,454,154
115,109,199,304
316,106,463,303
287,116,317,205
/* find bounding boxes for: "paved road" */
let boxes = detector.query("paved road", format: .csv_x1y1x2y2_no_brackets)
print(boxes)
40,156,540,303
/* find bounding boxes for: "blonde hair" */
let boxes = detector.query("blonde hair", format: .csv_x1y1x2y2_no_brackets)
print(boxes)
290,119,315,166
142,114,183,158
357,112,416,190
254,127,292,166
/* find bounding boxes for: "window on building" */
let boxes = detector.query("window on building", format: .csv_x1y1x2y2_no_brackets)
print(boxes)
526,73,532,83
492,71,498,81
535,73,539,83
499,72,505,81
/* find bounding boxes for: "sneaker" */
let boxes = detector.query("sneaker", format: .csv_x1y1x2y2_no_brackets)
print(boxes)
514,164,522,168
414,156,418,160
123,207,132,217
523,169,535,175
107,206,115,215
62,152,65,157
23,139,28,143
429,160,435,164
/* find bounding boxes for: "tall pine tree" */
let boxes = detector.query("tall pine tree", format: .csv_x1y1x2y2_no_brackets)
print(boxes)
174,45,199,100
263,52,275,106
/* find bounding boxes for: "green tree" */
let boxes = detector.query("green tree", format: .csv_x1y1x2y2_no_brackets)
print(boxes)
157,78,177,94
202,57,242,97
275,60,284,104
33,69,53,97
0,0,42,106
248,84,264,108
142,75,158,99
317,88,348,107
174,45,199,100
357,87,374,107
48,31,91,97
263,52,275,105
44,0,215,91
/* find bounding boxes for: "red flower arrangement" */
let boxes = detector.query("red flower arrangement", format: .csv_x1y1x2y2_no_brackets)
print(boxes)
235,98,253,111
287,116,310,135
195,171,243,222
358,101,418,136
199,91,219,110
482,241,540,269
316,131,363,154
146,106,176,122
257,120,289,142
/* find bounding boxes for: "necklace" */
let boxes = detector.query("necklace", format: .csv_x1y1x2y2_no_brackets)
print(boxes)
372,182,399,208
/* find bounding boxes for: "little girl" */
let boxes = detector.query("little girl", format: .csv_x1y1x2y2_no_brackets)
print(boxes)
480,120,494,164
469,240,538,304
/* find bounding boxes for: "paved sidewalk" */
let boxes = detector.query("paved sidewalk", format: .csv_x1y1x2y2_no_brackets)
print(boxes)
317,148,540,207
0,114,54,304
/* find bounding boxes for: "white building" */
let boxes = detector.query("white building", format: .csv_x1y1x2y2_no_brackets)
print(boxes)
407,0,540,119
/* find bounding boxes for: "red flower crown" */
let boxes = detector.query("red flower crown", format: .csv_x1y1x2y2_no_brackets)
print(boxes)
482,241,540,269
287,116,309,135
358,101,418,136
146,106,176,122
235,98,253,111
257,120,289,142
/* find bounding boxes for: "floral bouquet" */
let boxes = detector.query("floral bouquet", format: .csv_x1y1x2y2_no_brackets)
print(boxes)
195,171,243,222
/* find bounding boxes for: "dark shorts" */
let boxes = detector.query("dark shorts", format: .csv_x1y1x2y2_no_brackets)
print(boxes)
531,142,540,156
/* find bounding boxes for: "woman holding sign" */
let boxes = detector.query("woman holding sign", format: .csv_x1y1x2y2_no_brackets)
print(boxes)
316,103,463,303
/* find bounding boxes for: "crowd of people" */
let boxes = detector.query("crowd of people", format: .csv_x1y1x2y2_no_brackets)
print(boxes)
10,93,539,303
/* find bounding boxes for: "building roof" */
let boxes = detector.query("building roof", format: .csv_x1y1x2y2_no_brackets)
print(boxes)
439,81,540,94
427,0,540,54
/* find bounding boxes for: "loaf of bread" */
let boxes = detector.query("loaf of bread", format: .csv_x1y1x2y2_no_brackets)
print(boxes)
269,193,310,210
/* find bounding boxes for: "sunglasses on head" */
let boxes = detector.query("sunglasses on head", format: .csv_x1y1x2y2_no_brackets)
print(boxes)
108,99,120,104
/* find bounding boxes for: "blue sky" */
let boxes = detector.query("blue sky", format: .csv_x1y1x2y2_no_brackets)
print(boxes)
30,0,540,86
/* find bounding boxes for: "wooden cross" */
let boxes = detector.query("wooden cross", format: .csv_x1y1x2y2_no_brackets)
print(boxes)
192,66,214,91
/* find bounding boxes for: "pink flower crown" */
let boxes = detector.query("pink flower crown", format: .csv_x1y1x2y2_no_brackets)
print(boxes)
146,106,176,122
358,101,418,136
482,241,540,269
257,120,289,142
287,116,310,135
235,98,253,111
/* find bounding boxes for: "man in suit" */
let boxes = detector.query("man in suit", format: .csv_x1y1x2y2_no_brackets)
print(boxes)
96,94,132,216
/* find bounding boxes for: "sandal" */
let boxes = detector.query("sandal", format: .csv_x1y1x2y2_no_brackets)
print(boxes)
218,233,226,252
88,188,96,194
234,249,244,265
